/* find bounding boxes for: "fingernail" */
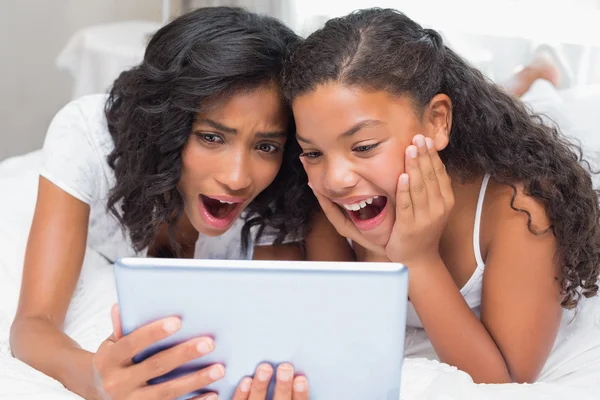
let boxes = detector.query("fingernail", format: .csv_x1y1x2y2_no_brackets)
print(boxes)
239,377,251,392
209,364,225,380
425,137,434,149
257,365,271,382
278,364,293,382
294,377,307,392
415,135,425,147
163,318,180,334
400,174,409,185
196,339,213,354
204,394,218,400
407,146,418,159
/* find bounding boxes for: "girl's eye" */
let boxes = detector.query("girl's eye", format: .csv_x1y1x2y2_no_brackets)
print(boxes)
197,133,224,144
353,143,379,153
257,143,281,154
300,151,323,160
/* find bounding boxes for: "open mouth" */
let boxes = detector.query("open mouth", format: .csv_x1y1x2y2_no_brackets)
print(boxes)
340,196,389,231
199,195,243,229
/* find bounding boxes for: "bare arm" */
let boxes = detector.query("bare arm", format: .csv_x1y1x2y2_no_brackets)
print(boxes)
9,177,98,398
409,188,561,383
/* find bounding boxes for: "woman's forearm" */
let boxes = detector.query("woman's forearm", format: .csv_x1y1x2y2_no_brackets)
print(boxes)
408,257,513,383
10,316,99,399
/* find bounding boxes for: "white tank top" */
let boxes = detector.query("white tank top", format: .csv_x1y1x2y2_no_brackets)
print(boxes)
405,174,491,328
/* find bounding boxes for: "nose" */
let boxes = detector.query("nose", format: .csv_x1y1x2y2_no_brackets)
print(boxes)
215,150,252,192
323,156,358,194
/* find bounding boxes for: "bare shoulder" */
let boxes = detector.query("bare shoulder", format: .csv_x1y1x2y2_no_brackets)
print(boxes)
484,179,551,233
479,178,556,270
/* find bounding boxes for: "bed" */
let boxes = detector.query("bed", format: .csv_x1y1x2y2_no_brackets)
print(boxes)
2,84,600,400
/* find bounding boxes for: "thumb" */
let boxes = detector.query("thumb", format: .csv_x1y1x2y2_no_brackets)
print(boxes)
111,303,123,340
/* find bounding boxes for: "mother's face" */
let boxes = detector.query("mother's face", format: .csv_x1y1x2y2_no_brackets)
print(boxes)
179,83,289,237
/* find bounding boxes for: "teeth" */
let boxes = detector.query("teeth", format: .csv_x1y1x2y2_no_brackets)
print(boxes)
342,197,377,211
218,200,234,204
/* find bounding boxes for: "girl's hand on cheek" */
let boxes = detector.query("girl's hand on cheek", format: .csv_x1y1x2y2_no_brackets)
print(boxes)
308,182,386,257
385,134,454,267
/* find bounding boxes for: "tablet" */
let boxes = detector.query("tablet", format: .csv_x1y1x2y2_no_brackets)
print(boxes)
115,258,408,400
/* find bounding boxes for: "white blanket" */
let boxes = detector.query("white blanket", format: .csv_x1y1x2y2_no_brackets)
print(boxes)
1,151,599,400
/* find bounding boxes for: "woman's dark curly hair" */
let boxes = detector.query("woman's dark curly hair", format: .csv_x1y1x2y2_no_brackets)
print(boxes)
105,7,310,255
282,8,600,309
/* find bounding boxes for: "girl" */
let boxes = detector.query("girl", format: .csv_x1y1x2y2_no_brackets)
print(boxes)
10,7,348,400
283,8,600,385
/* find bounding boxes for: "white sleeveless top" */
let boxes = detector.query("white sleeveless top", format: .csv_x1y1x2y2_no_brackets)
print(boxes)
405,174,491,328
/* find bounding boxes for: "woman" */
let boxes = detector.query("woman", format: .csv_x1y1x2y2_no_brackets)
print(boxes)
283,8,600,385
10,7,349,400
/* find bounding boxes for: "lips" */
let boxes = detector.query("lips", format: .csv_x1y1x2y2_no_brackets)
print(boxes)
335,196,389,231
198,194,245,230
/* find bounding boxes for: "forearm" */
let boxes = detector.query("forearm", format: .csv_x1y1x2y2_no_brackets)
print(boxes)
408,257,512,383
10,316,99,399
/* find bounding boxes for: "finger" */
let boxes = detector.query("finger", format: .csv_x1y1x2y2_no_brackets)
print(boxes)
292,376,309,400
111,304,123,340
405,144,428,217
134,337,215,381
427,138,454,207
231,377,253,400
139,364,225,400
248,363,273,400
189,393,218,400
113,317,182,365
272,363,294,400
395,174,414,221
415,136,442,203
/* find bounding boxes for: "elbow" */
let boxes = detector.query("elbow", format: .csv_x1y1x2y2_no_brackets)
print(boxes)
9,316,25,359
509,370,540,385
472,366,540,385
505,358,543,384
9,314,53,360
472,372,513,385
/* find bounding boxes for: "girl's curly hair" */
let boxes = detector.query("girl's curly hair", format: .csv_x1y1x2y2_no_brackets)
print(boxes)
105,7,310,255
282,8,600,309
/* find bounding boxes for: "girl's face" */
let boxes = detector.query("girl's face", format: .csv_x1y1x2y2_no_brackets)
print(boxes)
293,83,450,246
179,83,289,236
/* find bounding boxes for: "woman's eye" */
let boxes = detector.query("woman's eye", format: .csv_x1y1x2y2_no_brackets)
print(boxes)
197,133,224,144
353,143,379,153
300,151,322,160
257,143,280,154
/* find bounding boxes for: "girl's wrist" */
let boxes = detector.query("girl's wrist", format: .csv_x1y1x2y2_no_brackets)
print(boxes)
395,251,443,270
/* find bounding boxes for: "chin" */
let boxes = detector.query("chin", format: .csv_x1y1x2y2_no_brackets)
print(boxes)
190,215,235,237
362,229,392,249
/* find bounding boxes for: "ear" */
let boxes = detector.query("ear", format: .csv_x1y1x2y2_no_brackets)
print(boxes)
425,94,452,151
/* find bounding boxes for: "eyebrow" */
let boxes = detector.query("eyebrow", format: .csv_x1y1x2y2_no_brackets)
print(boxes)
296,119,385,144
195,118,286,139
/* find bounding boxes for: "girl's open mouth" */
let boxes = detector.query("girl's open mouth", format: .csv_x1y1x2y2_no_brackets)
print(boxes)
340,196,389,231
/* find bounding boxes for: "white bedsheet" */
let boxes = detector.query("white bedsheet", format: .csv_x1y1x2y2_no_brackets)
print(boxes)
1,151,599,400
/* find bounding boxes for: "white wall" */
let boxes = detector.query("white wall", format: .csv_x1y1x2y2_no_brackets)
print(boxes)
0,0,165,161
